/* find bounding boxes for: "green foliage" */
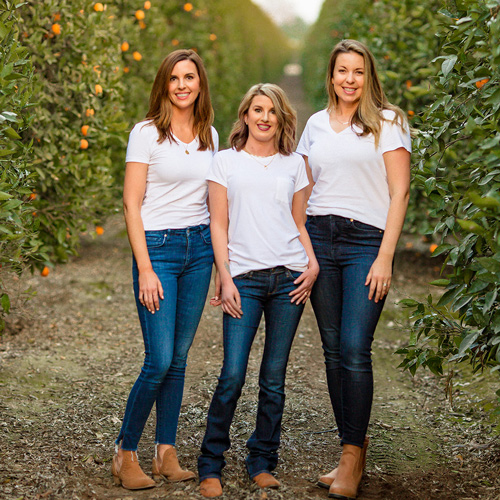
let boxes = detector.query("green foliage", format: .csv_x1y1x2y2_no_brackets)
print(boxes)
399,1,500,383
18,0,128,266
0,0,36,331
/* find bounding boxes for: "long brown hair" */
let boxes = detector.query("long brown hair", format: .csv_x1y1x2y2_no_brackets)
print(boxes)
146,49,214,150
326,39,407,146
229,83,296,155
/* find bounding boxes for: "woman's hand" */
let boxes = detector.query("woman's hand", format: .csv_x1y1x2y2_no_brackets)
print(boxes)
210,271,222,307
365,254,392,303
289,263,320,304
138,268,164,313
220,279,243,319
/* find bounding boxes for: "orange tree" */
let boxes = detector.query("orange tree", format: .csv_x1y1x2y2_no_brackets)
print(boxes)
0,1,36,330
17,0,128,266
397,1,500,398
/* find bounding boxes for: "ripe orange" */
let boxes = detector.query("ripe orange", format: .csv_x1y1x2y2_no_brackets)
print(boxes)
94,3,104,12
81,125,89,136
123,66,130,73
475,78,489,89
209,33,217,41
144,1,151,9
184,3,193,12
133,51,142,61
95,83,103,95
135,9,145,20
29,193,37,200
408,110,415,117
54,13,61,21
80,139,89,149
406,80,412,89
139,20,146,29
121,41,129,51
171,39,180,46
429,243,438,253
41,266,50,277
51,23,61,35
96,226,104,235
85,108,95,117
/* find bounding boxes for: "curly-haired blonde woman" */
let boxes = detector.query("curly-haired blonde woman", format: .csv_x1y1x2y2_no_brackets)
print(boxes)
297,39,411,499
197,83,319,498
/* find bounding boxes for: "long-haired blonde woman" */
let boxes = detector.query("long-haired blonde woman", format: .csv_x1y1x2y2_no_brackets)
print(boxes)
112,49,218,490
297,39,411,499
197,83,319,498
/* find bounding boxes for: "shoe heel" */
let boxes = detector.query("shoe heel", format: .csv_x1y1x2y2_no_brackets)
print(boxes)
153,474,162,481
113,475,121,486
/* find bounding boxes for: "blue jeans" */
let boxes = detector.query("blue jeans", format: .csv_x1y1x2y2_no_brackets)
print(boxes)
116,224,213,451
198,267,305,480
306,215,386,448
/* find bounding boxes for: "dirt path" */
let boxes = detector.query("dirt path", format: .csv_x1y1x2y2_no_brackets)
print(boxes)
1,74,499,500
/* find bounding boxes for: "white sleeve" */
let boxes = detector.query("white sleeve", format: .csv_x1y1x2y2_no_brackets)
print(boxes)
380,117,411,155
206,152,227,187
125,123,153,163
296,120,311,156
294,156,310,193
212,127,219,153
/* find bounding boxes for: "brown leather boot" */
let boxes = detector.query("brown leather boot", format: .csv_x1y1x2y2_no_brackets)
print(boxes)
200,477,223,498
253,472,280,489
317,436,369,489
328,444,364,499
111,450,156,490
152,446,196,482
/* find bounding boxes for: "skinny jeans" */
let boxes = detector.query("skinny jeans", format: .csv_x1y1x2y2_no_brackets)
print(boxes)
306,215,385,448
116,224,213,451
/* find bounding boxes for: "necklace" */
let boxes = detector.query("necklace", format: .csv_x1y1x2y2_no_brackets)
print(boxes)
333,114,351,125
244,149,277,168
178,140,190,155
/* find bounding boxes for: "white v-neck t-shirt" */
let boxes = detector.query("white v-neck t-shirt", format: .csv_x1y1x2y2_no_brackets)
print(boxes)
207,148,309,278
126,120,219,230
297,109,411,230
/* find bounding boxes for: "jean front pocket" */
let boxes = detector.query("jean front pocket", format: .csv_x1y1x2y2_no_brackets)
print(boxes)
285,268,302,281
145,232,166,248
349,219,384,234
200,225,212,245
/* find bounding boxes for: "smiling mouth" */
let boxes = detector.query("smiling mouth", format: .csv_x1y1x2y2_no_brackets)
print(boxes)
176,93,190,99
257,124,271,131
343,87,357,93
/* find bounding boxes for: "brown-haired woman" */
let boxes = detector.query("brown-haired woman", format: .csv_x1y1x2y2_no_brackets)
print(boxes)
112,49,218,490
297,39,411,499
197,83,319,497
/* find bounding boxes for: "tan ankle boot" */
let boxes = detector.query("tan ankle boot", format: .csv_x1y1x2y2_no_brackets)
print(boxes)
152,446,196,482
253,472,280,489
200,477,223,498
111,450,156,490
328,444,364,499
318,436,369,489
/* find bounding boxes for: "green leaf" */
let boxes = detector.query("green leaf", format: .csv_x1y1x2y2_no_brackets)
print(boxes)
0,294,10,314
0,191,12,200
430,279,450,287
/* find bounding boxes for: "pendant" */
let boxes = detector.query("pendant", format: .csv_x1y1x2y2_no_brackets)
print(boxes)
185,150,189,155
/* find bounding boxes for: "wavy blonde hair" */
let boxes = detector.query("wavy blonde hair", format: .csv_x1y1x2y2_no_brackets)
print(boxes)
326,39,407,147
146,49,215,151
229,83,296,155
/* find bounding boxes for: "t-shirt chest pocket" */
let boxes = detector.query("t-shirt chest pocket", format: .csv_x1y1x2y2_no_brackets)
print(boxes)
275,176,292,204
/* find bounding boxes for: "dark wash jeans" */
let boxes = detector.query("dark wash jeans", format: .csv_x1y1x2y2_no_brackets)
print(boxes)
116,224,213,451
306,215,386,448
198,267,305,480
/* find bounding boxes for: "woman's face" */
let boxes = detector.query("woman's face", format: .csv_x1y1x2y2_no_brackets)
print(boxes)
168,60,201,110
331,51,365,106
245,95,278,146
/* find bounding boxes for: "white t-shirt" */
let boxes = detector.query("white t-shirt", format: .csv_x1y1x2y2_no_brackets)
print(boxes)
126,120,219,230
207,148,310,278
297,109,411,230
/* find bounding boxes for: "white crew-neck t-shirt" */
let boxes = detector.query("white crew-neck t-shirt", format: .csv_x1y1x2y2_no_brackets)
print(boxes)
296,109,411,230
207,148,310,278
125,120,219,230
